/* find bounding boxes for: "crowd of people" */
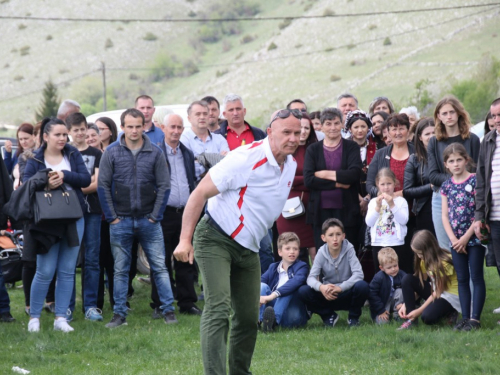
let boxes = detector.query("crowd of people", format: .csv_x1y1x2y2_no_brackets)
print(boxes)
0,92,500,374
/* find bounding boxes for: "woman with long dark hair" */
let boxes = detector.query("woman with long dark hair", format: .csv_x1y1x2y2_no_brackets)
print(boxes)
24,117,90,332
403,118,436,235
95,117,118,151
11,123,36,189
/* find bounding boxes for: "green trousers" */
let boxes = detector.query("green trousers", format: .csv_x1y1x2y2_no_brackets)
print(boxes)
194,218,261,375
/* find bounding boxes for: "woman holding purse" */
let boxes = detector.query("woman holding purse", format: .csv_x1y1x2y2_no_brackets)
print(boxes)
24,117,90,333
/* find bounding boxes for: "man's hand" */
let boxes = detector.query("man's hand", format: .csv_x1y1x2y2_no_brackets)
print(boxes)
378,311,390,322
110,218,120,225
174,239,194,264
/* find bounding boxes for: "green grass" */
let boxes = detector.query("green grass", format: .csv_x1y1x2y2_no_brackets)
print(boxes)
2,267,500,374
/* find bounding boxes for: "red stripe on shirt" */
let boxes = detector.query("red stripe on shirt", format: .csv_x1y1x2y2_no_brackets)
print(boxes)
237,186,248,209
252,157,268,170
231,222,245,239
248,141,263,149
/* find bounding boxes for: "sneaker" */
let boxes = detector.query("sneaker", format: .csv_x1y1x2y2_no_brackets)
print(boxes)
44,303,55,314
462,319,481,331
323,312,339,327
493,306,500,314
66,309,73,322
163,311,178,324
28,318,40,332
138,277,151,285
152,307,162,320
447,310,459,326
85,308,104,322
54,318,74,332
453,318,469,331
397,319,414,330
105,314,127,328
179,306,203,316
347,318,360,328
25,307,30,316
0,312,15,323
262,306,276,333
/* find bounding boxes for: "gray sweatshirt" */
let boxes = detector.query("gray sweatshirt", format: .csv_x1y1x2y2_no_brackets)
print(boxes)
307,240,364,292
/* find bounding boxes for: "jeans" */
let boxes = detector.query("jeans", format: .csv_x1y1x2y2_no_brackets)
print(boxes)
259,229,274,275
259,283,308,327
30,218,84,318
451,245,486,320
110,216,174,318
82,213,102,311
432,191,449,250
298,280,370,321
0,265,11,314
194,218,261,375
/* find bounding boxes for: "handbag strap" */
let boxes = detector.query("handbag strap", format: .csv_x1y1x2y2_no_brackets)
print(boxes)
300,191,304,200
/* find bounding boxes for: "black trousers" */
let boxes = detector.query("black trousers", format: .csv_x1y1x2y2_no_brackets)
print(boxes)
401,273,454,325
97,220,115,309
415,199,436,236
150,207,198,311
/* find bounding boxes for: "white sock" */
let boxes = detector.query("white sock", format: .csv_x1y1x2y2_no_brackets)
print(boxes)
28,318,40,332
54,317,74,332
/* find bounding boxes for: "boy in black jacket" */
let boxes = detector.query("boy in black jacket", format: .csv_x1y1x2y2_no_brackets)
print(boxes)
260,232,309,332
369,247,406,324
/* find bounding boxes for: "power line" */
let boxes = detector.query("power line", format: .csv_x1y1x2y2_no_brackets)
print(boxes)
0,70,99,103
1,3,499,23
107,6,498,71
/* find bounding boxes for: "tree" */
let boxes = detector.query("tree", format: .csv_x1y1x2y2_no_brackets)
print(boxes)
35,80,60,120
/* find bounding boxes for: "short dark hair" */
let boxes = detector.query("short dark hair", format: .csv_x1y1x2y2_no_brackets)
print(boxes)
135,95,154,107
321,218,345,234
201,96,220,109
65,112,87,130
120,108,145,127
309,111,321,120
385,113,410,130
187,100,209,115
286,99,307,111
320,108,343,125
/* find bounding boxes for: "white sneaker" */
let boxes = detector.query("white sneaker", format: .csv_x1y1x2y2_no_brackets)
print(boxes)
28,318,40,332
54,318,74,332
493,307,500,314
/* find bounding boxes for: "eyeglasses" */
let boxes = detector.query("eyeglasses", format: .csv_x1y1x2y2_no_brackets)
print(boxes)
268,109,303,127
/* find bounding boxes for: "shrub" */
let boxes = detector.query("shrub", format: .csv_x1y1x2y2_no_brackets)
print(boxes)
323,8,335,16
222,40,232,52
383,37,392,46
105,38,114,49
46,35,53,40
14,75,24,81
188,10,197,17
279,19,292,30
4,63,10,68
304,3,312,11
216,69,229,77
117,27,123,31
268,42,277,51
347,44,356,50
59,69,69,74
18,24,27,30
129,73,139,80
143,32,158,41
20,46,30,56
241,34,254,44
198,24,221,43
369,24,377,30
235,52,243,60
330,75,341,82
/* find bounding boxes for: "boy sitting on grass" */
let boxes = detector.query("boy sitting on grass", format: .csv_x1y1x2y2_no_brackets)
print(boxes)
260,232,309,332
369,247,406,324
298,219,369,327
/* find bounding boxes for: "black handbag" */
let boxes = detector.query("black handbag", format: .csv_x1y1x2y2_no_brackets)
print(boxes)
33,184,83,224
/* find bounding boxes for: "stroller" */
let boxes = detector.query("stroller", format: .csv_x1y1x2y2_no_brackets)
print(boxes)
0,230,23,284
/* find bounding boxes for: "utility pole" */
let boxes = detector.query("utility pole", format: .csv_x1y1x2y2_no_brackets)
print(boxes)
101,61,107,111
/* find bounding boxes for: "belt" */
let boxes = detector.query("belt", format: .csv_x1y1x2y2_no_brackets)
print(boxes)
204,213,233,241
166,206,184,213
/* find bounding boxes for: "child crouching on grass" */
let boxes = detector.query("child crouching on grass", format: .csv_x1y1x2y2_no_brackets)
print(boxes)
298,219,369,328
259,232,309,332
369,247,406,324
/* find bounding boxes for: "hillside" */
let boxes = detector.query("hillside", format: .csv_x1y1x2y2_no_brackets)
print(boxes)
0,0,499,127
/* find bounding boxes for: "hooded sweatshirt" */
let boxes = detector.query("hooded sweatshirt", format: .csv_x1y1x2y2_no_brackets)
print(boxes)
307,239,364,292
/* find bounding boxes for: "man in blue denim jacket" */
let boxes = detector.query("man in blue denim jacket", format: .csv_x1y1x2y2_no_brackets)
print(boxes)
98,108,176,328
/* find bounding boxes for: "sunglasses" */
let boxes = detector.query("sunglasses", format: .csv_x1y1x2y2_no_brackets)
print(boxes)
268,109,303,127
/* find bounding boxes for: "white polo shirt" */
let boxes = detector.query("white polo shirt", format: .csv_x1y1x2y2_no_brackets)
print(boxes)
207,137,297,252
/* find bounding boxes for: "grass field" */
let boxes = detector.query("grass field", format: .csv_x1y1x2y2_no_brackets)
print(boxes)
2,267,500,374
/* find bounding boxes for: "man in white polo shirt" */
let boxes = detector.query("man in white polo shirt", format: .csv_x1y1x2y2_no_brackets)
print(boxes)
174,109,302,375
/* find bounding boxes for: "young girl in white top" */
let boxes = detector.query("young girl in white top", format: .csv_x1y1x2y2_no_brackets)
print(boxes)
366,168,409,272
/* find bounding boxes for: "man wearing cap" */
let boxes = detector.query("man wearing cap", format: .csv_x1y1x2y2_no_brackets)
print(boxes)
174,109,302,375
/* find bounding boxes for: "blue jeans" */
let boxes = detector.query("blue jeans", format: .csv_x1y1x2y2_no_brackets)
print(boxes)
259,229,274,274
451,245,486,320
83,213,102,311
110,217,174,317
259,283,308,327
432,191,449,250
0,265,11,314
30,218,84,318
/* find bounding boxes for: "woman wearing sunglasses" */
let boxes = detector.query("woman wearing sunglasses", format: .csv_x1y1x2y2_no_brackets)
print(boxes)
303,108,363,250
